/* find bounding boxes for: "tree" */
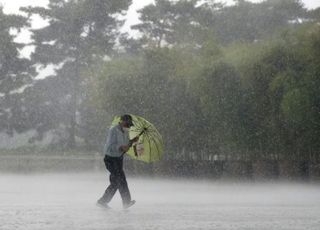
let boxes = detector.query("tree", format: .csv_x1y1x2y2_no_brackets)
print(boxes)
131,0,214,48
131,0,176,48
200,0,307,43
191,41,244,159
0,7,34,135
232,23,320,161
21,0,131,148
87,48,203,156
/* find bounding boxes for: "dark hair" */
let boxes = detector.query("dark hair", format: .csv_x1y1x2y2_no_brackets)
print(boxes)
121,114,134,126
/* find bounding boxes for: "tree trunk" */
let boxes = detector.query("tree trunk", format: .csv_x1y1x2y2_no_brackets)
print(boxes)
67,64,79,149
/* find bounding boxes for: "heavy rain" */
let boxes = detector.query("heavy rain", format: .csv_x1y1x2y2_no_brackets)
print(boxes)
0,0,320,229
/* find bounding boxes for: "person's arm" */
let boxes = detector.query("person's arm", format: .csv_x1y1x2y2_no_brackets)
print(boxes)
119,145,129,153
120,135,139,154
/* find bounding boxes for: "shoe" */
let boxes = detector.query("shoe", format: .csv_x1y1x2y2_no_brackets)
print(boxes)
123,200,136,209
96,199,111,209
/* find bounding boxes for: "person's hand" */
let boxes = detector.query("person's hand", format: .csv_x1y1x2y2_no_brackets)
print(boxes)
120,145,130,153
129,136,139,147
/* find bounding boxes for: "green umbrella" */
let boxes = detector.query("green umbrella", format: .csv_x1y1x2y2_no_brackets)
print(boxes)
111,114,164,163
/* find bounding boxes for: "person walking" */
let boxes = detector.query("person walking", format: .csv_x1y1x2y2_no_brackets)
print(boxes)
97,114,138,209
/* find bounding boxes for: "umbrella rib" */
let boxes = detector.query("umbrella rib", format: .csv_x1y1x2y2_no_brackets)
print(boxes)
130,118,145,135
149,134,161,161
113,115,163,162
133,116,145,129
146,129,157,133
131,125,142,132
130,127,143,134
145,132,162,161
147,130,163,141
146,134,152,162
135,120,144,130
152,134,162,161
144,128,157,137
144,133,154,163
147,131,163,147
136,116,146,128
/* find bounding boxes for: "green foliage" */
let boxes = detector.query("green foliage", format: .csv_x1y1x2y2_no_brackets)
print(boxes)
0,7,33,135
281,88,311,123
2,0,320,163
86,49,202,154
201,0,307,44
19,0,131,147
131,0,212,48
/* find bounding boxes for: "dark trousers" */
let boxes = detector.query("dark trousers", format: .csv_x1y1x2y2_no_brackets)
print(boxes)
100,155,131,205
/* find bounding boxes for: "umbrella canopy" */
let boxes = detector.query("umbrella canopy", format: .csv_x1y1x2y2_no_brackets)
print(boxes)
111,114,164,163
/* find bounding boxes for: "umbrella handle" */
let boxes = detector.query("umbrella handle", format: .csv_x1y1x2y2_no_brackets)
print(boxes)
134,145,139,157
138,129,146,136
128,129,146,147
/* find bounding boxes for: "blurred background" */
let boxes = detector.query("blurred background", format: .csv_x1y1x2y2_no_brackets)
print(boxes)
0,0,320,180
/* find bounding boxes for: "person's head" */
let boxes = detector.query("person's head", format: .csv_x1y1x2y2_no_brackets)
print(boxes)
120,114,134,128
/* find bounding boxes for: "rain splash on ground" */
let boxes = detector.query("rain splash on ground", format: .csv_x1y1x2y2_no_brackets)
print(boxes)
0,173,320,230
